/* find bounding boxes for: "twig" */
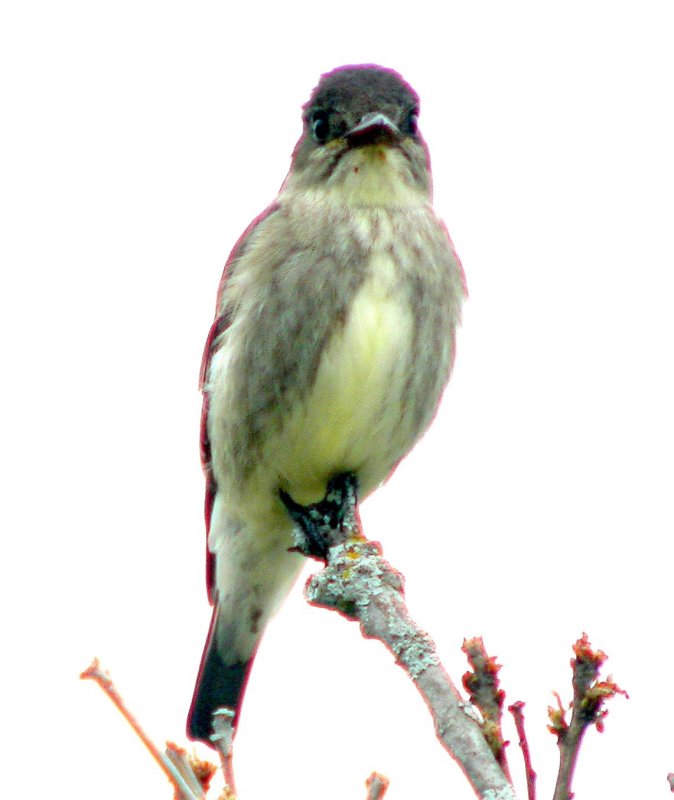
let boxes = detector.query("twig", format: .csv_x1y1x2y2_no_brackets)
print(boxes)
166,743,217,799
80,659,204,800
211,708,237,794
548,634,627,800
284,475,516,797
462,637,511,781
288,478,517,800
508,702,536,800
307,539,516,798
365,772,390,800
306,540,516,798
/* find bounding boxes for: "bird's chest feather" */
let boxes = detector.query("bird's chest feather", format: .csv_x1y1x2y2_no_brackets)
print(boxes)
273,251,417,503
208,200,458,511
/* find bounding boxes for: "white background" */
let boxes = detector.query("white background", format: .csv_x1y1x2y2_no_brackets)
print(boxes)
2,2,673,798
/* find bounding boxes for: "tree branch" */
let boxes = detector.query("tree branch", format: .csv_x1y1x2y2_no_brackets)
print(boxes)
302,533,517,799
508,702,536,800
365,772,390,800
80,659,207,800
210,708,237,795
462,637,511,781
548,634,627,800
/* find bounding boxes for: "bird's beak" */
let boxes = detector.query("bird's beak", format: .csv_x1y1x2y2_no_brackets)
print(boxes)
345,113,400,145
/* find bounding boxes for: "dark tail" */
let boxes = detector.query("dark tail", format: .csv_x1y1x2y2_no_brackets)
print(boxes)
187,607,254,745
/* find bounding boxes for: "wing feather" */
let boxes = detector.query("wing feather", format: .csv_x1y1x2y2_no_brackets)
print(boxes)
199,203,280,603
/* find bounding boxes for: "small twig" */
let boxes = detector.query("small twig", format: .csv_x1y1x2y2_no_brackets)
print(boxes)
549,634,627,800
508,702,536,800
166,743,217,799
211,708,237,795
462,637,511,781
365,772,390,800
80,659,204,800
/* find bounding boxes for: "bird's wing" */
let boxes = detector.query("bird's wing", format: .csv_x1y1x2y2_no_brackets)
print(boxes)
439,219,468,298
199,203,280,604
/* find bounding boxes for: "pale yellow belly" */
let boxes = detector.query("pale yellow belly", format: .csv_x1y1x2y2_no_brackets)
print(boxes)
267,268,415,505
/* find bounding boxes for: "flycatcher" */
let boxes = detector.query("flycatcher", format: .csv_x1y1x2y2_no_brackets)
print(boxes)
188,64,466,745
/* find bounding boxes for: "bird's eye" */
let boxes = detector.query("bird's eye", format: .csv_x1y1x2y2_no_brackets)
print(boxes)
404,109,419,136
311,110,330,144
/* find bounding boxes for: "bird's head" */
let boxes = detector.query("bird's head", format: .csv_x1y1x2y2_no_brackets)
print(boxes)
285,65,432,208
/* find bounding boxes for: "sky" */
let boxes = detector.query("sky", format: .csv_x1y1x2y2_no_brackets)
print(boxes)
2,2,673,798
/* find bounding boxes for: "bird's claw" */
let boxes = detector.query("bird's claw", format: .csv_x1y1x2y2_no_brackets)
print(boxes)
280,472,359,561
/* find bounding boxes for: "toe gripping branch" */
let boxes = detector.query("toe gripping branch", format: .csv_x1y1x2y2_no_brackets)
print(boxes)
279,472,360,561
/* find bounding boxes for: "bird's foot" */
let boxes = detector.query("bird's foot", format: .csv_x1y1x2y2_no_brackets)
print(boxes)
280,472,360,561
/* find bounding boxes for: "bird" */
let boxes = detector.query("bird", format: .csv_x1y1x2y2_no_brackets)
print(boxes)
187,63,466,746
